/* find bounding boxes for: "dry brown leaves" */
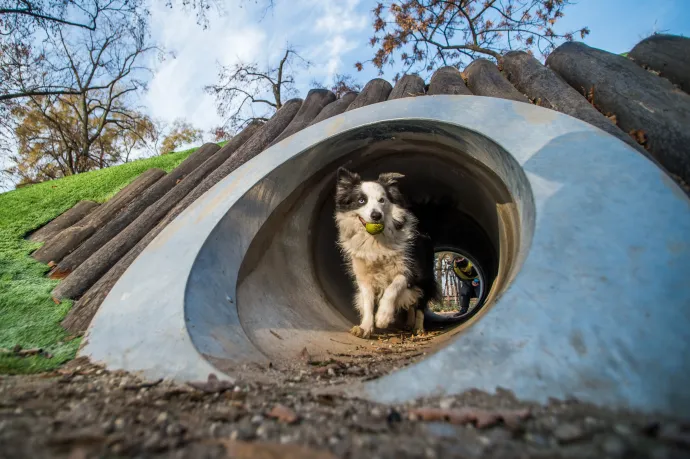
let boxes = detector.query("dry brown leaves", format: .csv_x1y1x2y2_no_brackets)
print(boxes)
266,403,299,424
408,406,531,430
215,440,337,459
629,129,648,147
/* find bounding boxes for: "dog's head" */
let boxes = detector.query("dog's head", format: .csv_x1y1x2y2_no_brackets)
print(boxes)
335,167,407,232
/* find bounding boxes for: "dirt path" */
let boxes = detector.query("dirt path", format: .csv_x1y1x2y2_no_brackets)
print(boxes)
1,333,688,459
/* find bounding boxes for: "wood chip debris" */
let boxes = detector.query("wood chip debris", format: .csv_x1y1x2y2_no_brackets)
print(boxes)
266,404,299,424
408,406,531,429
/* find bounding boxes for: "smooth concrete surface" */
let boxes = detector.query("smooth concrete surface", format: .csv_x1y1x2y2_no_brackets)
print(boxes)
81,95,690,418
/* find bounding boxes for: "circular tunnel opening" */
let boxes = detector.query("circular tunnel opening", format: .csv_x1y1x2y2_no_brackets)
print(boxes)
432,250,488,316
233,119,533,368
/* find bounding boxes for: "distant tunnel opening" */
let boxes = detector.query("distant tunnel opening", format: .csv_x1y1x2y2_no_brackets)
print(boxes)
228,120,533,365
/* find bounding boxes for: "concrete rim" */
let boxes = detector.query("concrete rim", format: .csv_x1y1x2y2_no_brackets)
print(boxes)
81,95,690,418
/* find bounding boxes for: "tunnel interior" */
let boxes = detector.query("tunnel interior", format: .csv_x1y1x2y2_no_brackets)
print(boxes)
199,120,531,367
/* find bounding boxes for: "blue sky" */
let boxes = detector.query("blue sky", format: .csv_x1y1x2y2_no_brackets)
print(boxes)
145,0,689,135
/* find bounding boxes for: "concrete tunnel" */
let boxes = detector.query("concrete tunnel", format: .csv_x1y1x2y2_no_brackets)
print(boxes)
81,96,690,419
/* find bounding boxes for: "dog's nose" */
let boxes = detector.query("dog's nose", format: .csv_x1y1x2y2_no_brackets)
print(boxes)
370,210,382,222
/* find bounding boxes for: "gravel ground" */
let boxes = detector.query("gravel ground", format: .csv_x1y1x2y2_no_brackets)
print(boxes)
1,332,689,459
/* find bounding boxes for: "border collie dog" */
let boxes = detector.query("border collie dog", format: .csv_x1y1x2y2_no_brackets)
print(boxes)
334,167,438,338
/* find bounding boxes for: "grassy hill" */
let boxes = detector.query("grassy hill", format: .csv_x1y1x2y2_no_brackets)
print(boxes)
0,147,199,374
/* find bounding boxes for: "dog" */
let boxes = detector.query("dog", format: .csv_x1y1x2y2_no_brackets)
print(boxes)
334,167,439,338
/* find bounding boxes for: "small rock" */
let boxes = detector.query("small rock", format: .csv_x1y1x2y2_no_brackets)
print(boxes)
601,435,627,457
525,432,550,446
613,423,633,436
114,418,125,431
230,419,256,441
256,423,274,438
370,407,383,418
439,398,454,410
155,412,169,424
165,423,185,436
143,432,164,452
251,415,264,425
585,416,600,427
554,423,586,443
101,421,114,434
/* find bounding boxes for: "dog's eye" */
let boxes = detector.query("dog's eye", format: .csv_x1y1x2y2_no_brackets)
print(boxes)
378,197,385,203
358,197,365,204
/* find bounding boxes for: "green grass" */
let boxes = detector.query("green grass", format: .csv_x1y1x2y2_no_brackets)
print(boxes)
0,147,199,374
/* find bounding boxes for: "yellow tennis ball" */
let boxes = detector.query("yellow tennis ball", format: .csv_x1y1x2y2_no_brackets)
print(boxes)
365,222,385,235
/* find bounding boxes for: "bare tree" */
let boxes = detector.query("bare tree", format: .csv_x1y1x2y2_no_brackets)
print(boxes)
312,73,363,98
205,46,310,131
0,0,142,32
358,0,589,79
2,1,157,186
0,0,148,102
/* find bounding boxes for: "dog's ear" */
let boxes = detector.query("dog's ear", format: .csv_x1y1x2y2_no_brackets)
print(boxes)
378,172,406,206
377,172,405,188
337,167,361,188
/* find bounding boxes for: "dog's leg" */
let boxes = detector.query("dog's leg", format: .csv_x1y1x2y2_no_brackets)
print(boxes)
351,284,375,339
375,274,407,329
405,306,416,331
414,309,425,335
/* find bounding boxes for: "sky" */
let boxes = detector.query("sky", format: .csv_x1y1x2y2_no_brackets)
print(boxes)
1,0,689,190
144,0,690,136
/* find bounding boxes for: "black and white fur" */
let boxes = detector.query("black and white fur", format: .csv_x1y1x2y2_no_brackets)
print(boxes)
334,167,439,338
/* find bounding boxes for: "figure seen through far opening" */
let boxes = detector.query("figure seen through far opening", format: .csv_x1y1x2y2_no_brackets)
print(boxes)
452,256,479,315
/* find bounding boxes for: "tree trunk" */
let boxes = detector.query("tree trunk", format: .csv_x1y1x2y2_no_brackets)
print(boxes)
502,50,651,160
547,41,690,185
310,91,358,125
388,74,425,100
32,168,165,264
51,143,222,278
346,79,393,112
464,59,529,103
629,34,690,93
28,200,99,243
427,66,472,96
270,89,336,146
55,99,302,304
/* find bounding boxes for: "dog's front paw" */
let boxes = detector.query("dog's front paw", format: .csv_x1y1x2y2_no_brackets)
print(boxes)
350,325,372,339
375,308,395,330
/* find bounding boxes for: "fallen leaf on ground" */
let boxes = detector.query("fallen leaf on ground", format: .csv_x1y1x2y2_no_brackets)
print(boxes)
267,403,299,424
408,406,531,429
215,440,337,459
299,347,312,363
187,373,234,393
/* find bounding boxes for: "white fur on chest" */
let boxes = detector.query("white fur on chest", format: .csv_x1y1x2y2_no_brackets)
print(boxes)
336,208,415,296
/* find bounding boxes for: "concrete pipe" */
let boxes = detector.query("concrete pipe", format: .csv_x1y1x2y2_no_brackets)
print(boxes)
81,96,690,418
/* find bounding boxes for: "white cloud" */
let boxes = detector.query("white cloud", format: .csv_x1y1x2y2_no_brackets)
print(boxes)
143,2,267,132
142,0,372,134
